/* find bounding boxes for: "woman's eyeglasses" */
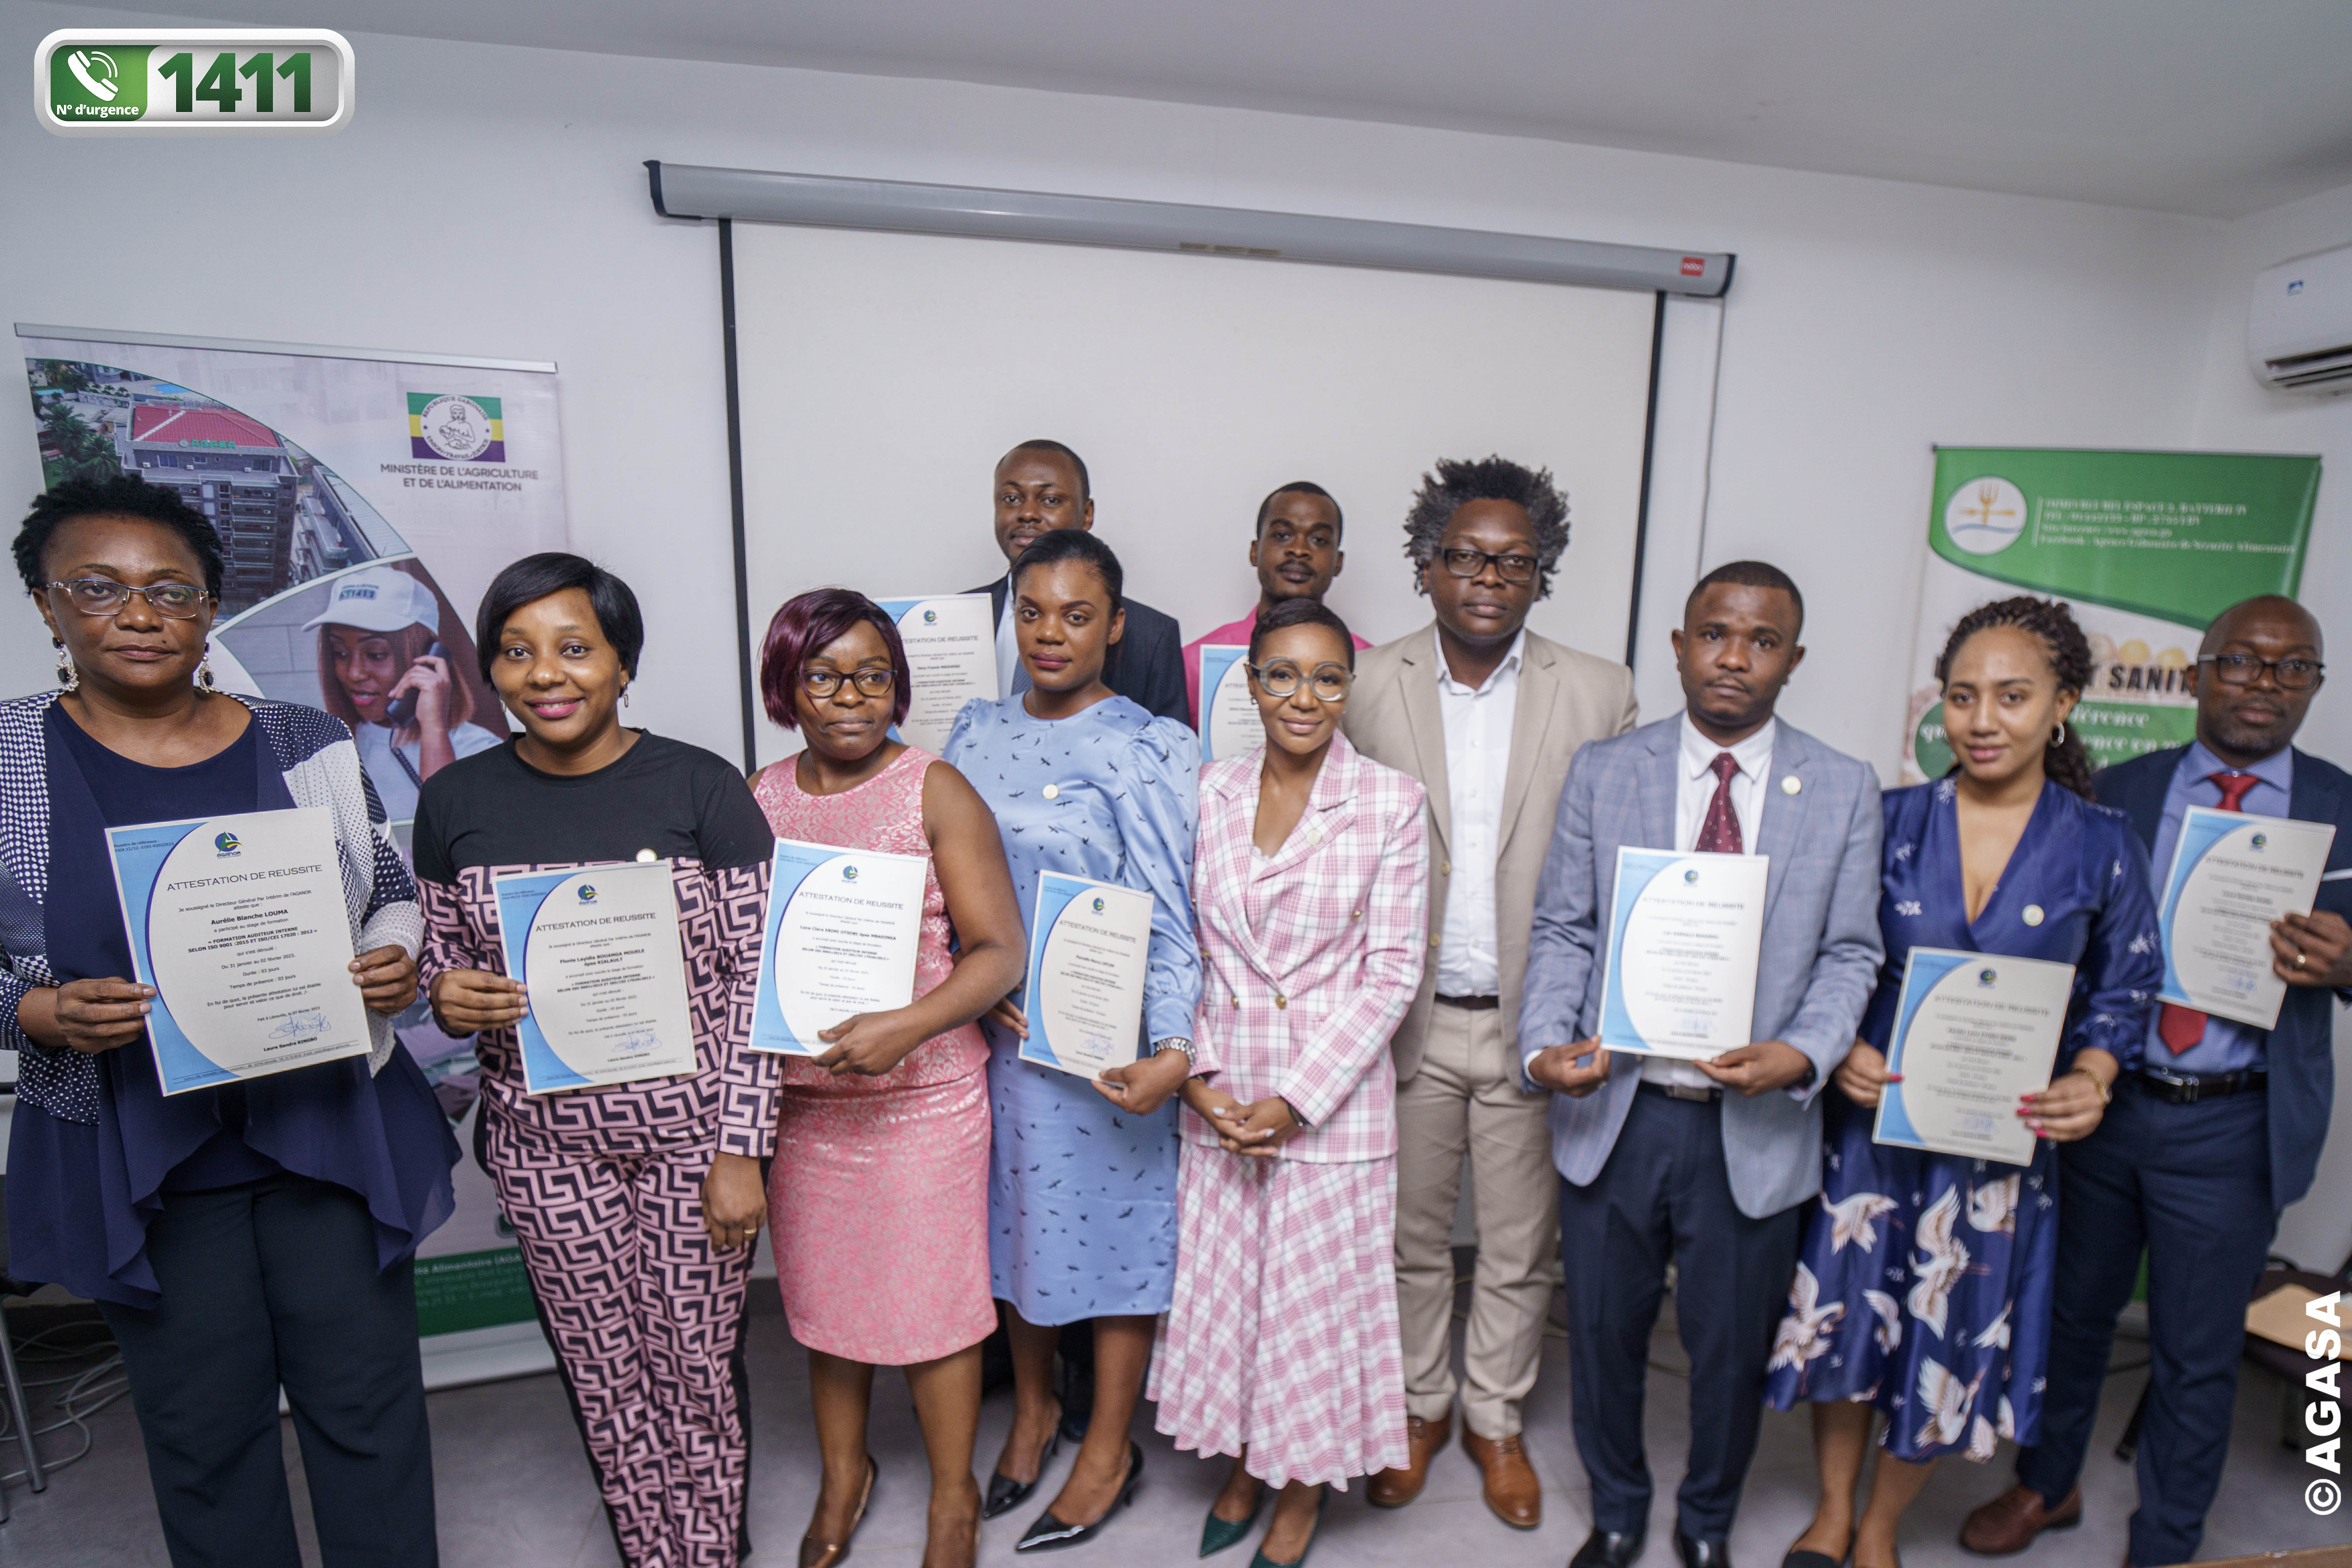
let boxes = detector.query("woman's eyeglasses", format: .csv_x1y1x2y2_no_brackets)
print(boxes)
2200,652,2324,692
801,667,896,698
1249,661,1353,701
49,578,210,619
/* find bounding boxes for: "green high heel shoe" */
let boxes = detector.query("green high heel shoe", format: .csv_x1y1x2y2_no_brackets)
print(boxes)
1200,1483,1266,1557
1249,1488,1327,1568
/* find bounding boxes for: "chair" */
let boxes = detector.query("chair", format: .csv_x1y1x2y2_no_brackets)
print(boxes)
0,1270,49,1522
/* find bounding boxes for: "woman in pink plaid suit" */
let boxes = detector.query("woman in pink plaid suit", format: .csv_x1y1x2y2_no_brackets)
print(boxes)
1150,599,1430,1568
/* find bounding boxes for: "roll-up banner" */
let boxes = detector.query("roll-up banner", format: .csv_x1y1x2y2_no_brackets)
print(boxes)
19,327,570,1386
1901,447,2322,785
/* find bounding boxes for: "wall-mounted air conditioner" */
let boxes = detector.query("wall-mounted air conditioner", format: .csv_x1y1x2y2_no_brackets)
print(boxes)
2249,243,2352,393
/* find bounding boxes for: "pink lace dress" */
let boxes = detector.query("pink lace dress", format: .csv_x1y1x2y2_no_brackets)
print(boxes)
752,747,995,1365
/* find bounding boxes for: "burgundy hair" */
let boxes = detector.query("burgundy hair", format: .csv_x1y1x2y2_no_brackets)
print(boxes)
758,588,912,731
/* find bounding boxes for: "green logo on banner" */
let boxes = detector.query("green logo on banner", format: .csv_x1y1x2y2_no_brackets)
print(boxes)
48,45,150,120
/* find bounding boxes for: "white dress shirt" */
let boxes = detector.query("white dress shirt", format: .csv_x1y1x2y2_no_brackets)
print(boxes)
1643,712,1779,1089
1434,627,1525,997
993,575,1022,696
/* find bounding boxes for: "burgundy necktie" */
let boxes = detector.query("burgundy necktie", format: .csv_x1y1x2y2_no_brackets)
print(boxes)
1697,752,1743,854
2157,769,2262,1053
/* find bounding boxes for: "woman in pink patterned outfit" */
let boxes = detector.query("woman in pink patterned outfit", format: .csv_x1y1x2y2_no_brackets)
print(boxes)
1151,599,1430,1568
416,555,779,1568
750,590,1027,1568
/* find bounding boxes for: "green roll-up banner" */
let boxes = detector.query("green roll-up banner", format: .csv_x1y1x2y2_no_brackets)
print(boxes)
1902,447,2322,784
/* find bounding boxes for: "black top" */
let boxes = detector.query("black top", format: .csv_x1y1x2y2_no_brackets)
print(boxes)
971,575,1189,725
412,731,773,880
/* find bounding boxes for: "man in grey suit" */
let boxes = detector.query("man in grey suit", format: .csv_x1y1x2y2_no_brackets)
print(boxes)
1522,563,1883,1568
1342,456,1638,1530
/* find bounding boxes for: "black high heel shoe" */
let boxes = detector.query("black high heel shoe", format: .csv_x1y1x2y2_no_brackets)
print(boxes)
1013,1441,1143,1553
982,1412,1064,1521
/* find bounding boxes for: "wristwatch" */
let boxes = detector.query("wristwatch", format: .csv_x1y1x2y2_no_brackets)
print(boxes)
1153,1036,1195,1063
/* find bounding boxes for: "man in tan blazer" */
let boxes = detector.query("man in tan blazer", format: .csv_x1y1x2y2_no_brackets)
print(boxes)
1342,456,1637,1530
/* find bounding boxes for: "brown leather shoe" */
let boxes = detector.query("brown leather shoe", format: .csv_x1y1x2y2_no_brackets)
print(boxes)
1960,1484,2082,1556
1462,1429,1542,1530
1367,1412,1451,1508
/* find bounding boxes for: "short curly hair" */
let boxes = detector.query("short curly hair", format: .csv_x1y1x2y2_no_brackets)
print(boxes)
14,474,225,599
1402,456,1570,600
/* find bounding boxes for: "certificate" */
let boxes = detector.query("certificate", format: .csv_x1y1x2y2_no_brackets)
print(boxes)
1874,948,2075,1165
493,860,697,1093
1019,872,1152,1079
2156,806,2336,1029
875,594,998,753
750,838,929,1055
106,806,373,1096
1197,644,1259,762
1597,848,1768,1059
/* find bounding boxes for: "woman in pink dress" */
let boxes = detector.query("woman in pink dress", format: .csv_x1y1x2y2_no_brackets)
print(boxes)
751,589,1027,1568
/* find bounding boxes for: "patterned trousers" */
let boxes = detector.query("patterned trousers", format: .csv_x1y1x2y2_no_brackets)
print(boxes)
483,1114,752,1568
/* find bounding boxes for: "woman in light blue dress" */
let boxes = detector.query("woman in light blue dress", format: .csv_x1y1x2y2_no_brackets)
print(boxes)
942,528,1202,1554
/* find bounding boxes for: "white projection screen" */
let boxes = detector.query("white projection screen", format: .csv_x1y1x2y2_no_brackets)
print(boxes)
730,222,1661,770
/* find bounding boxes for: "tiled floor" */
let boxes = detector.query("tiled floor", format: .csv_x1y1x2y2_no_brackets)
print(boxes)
1,1283,2339,1568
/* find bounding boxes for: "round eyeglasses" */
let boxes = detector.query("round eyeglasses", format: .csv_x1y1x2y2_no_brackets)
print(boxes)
49,578,211,619
1436,547,1539,584
2200,652,2324,692
801,667,895,698
1250,661,1353,701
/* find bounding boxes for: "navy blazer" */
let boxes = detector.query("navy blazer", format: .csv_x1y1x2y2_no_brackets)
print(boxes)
2096,743,2352,1209
970,575,1189,724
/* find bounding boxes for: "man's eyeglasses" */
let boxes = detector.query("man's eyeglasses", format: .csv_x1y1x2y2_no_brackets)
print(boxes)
1436,547,1539,585
49,578,211,619
2200,653,2324,692
1249,661,1353,701
802,668,895,698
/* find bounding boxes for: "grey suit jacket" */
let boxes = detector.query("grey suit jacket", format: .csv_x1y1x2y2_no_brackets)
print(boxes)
1340,624,1639,1081
1517,713,1884,1218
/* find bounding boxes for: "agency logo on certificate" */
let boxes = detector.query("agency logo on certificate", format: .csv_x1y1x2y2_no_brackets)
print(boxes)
1597,848,1768,1058
751,839,928,1054
1020,872,1152,1079
2156,806,2336,1030
107,805,374,1095
1875,948,2074,1166
492,860,697,1093
1197,645,1257,763
875,595,997,753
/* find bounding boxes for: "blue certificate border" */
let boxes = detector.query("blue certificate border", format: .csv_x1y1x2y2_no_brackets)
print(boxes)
491,868,592,1092
105,815,234,1094
748,840,855,1055
1018,871,1138,1073
2154,807,2258,1008
877,594,995,735
1872,947,1976,1151
1598,848,1681,1050
1196,645,1250,762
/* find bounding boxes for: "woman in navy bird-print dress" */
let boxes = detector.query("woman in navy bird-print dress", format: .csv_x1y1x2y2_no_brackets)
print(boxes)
941,529,1203,1554
1767,597,2161,1568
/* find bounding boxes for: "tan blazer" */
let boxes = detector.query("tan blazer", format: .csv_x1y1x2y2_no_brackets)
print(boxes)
1340,624,1637,1081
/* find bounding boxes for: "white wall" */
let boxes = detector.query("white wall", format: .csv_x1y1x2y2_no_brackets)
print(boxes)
2186,181,2352,1273
2,0,2227,776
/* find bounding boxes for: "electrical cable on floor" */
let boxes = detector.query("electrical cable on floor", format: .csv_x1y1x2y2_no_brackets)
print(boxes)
0,1318,131,1486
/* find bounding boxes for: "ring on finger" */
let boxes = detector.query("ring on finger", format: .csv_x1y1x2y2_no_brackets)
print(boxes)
2296,951,2308,968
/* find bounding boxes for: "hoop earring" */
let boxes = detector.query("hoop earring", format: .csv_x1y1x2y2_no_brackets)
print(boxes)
622,684,632,709
197,644,218,693
2051,721,2067,746
53,640,78,693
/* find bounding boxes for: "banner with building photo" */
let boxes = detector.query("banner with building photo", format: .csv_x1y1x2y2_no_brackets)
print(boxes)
1901,447,2321,784
20,327,569,1381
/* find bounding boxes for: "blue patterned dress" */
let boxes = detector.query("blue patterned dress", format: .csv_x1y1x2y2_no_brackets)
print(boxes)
943,694,1202,1325
1763,778,2161,1460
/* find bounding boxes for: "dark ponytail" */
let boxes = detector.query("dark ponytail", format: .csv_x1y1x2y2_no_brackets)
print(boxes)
1933,595,2097,801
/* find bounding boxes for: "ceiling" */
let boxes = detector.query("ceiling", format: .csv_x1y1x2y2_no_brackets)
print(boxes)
63,0,2352,218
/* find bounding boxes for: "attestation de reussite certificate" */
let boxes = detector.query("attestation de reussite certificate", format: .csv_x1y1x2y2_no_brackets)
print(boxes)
1018,872,1152,1079
2155,806,2336,1030
750,838,927,1055
493,860,697,1093
1597,848,1768,1060
1874,947,2074,1165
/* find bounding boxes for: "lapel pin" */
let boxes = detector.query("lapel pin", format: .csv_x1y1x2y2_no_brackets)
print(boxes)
1781,775,1802,795
2023,904,2044,926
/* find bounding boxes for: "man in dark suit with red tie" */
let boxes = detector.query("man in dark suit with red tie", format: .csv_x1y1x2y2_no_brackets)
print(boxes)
1963,594,2352,1568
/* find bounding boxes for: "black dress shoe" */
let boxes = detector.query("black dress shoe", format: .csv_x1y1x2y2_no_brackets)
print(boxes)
1014,1442,1143,1553
1572,1527,1648,1568
1677,1533,1733,1568
982,1424,1063,1520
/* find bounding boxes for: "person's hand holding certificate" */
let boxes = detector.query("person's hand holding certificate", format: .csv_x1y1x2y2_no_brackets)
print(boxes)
493,860,698,1093
1874,948,2074,1165
1597,848,1768,1058
106,806,374,1095
2156,806,2337,1029
750,840,928,1058
1018,872,1152,1079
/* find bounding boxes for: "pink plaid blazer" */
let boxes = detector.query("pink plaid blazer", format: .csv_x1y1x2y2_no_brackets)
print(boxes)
1187,733,1429,1164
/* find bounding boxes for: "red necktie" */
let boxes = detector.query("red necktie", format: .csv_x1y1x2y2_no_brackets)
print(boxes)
1697,752,1743,854
2157,770,2262,1053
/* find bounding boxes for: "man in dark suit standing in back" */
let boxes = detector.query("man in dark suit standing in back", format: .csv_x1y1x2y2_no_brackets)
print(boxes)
966,439,1187,722
1964,594,2352,1568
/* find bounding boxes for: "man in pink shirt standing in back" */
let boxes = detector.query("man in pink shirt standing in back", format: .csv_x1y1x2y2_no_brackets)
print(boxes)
1181,479,1372,725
